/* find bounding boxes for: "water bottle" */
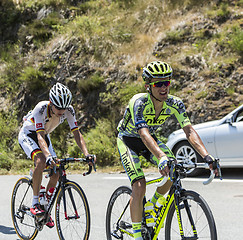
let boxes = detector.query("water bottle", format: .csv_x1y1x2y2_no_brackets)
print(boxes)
144,200,155,227
46,187,55,202
152,196,165,219
39,185,47,206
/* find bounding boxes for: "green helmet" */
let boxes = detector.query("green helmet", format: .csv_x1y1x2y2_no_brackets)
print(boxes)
142,61,173,82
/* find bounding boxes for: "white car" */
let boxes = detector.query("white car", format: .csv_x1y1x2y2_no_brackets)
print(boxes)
166,104,243,176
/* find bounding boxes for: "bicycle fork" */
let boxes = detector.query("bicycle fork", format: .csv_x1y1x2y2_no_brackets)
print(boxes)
174,193,198,239
61,182,80,220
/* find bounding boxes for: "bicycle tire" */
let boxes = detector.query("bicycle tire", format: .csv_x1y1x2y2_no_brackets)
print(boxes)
106,186,132,240
11,177,38,240
55,180,90,240
165,190,217,240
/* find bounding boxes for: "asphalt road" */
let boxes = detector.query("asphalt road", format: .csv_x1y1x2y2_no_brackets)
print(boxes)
0,168,243,240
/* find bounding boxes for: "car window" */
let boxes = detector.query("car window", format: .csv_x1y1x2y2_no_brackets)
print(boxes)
235,109,243,122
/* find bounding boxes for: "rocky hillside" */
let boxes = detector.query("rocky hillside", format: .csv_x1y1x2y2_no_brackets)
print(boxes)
0,0,242,169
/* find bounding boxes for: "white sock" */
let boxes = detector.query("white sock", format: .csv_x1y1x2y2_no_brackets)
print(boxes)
32,195,39,207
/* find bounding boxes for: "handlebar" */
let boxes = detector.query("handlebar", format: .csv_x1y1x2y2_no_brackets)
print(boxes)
156,158,222,187
44,156,96,178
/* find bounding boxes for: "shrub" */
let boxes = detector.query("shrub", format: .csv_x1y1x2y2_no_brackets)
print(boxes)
77,73,104,95
19,66,47,91
69,118,119,167
51,121,70,157
228,27,243,57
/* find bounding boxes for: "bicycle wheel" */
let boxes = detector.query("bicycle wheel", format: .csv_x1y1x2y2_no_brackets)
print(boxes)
11,177,38,240
55,181,90,240
106,186,132,240
165,190,217,240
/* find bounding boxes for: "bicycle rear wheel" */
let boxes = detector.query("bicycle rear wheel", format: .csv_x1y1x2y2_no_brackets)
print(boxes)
11,177,38,240
106,186,133,240
165,190,217,240
55,181,90,240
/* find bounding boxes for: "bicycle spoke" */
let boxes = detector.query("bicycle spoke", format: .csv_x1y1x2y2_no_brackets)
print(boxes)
106,186,133,240
11,177,38,240
56,181,90,240
165,191,217,240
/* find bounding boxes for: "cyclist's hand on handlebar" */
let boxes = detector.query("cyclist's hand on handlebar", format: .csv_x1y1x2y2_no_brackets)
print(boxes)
85,154,96,170
203,155,219,176
46,155,56,170
158,156,170,177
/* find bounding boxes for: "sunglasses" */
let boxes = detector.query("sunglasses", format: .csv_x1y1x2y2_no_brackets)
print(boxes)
54,105,66,110
149,80,171,88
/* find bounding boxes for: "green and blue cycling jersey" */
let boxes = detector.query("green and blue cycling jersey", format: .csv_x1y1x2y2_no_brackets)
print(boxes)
117,93,191,138
117,93,191,184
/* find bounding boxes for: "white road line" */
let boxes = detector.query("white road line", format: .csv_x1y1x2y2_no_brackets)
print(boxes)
103,176,243,183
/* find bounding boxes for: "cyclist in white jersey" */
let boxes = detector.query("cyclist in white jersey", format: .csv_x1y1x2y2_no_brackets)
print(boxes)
18,83,95,227
117,61,219,240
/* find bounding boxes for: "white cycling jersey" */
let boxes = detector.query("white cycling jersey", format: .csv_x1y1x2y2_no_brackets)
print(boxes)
18,101,79,160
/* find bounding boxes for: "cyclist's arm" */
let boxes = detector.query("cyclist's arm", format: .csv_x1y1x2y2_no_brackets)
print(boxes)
183,124,208,158
138,127,169,176
183,124,218,174
138,128,165,159
37,131,52,158
72,129,89,157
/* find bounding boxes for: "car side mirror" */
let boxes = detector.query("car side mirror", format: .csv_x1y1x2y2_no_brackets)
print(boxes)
226,115,233,125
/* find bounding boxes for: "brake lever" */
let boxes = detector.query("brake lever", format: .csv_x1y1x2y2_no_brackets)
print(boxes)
217,162,222,180
92,159,96,172
83,165,92,176
83,156,96,176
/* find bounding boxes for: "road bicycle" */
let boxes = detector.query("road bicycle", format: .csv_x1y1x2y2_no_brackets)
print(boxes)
106,158,222,240
11,157,95,240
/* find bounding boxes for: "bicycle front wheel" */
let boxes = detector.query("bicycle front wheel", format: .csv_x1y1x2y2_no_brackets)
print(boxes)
11,177,38,240
165,190,217,240
55,181,90,240
106,186,132,240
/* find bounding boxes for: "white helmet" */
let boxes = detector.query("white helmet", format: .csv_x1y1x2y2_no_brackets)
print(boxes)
49,83,72,109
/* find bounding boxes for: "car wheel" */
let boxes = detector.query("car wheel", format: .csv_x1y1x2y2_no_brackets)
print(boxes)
173,141,204,176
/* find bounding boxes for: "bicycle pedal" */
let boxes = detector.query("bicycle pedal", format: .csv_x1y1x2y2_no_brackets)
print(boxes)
120,221,132,229
111,231,122,239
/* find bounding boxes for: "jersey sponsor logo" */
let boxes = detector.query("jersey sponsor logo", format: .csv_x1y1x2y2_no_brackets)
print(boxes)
23,137,34,146
166,97,184,109
39,105,47,115
67,106,75,117
145,116,167,125
121,152,136,177
36,123,43,128
183,112,188,118
166,108,171,114
74,121,78,126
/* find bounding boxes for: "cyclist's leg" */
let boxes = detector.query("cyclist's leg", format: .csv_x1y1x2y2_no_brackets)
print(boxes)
32,152,45,197
117,137,145,239
19,131,57,212
45,135,59,191
150,140,175,197
19,130,44,209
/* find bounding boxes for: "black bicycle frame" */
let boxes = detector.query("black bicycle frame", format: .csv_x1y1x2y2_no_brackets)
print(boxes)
57,164,80,220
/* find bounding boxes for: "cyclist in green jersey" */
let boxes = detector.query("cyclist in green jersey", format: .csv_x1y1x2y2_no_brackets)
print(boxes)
117,61,218,240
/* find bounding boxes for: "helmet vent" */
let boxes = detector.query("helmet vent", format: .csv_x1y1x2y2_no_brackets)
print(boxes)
154,64,160,72
148,66,154,72
163,63,168,71
160,64,165,73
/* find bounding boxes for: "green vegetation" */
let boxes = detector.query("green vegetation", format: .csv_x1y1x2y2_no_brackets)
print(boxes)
78,72,104,95
0,0,242,174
